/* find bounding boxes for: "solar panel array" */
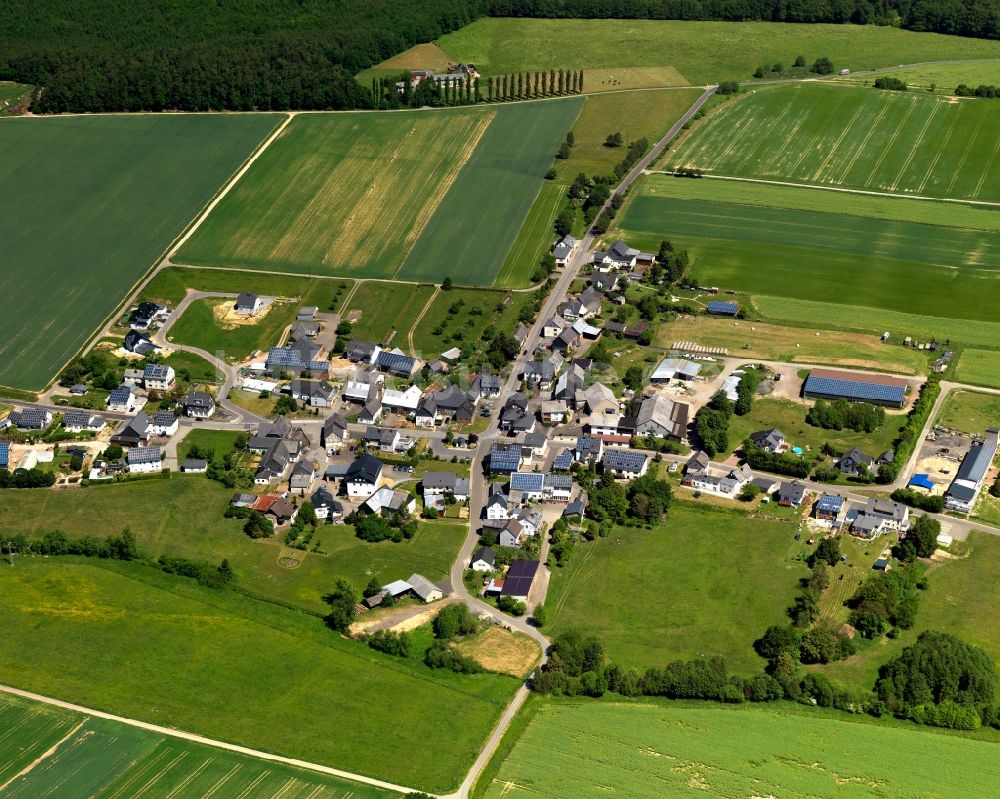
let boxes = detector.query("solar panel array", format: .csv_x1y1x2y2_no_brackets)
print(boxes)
108,387,132,405
127,445,161,465
143,363,171,380
546,474,574,490
815,495,844,513
707,300,739,315
63,410,100,428
510,472,545,493
602,449,648,471
501,560,540,597
0,441,8,467
376,351,416,375
490,443,522,471
803,374,905,406
10,408,50,428
552,450,574,470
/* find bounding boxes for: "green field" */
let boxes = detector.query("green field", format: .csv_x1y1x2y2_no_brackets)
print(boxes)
936,390,1000,435
410,288,536,359
0,114,280,391
0,81,30,111
0,694,398,799
437,19,1000,83
0,559,515,792
477,700,1000,798
161,349,221,385
143,266,350,309
179,101,582,286
495,182,565,287
615,181,1000,325
168,297,301,362
546,503,806,674
668,84,1000,201
955,350,1000,390
0,477,464,614
343,281,437,348
836,60,1000,91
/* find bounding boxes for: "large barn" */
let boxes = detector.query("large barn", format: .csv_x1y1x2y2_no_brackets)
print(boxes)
802,368,907,409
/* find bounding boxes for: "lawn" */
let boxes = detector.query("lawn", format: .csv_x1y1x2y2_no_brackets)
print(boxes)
546,502,807,675
0,114,281,391
955,349,1000,390
657,315,930,375
477,700,1000,799
0,477,465,614
552,88,704,181
397,99,584,284
177,429,243,461
495,182,565,288
726,397,904,463
343,282,437,348
0,694,401,799
667,83,1000,202
160,349,220,385
0,559,516,792
410,288,536,360
818,531,1000,692
751,295,1000,348
936,390,1000,436
167,296,301,362
143,266,350,310
178,101,583,286
437,19,1000,84
615,183,1000,325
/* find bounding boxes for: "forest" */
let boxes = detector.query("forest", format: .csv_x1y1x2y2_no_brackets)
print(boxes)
2,0,997,113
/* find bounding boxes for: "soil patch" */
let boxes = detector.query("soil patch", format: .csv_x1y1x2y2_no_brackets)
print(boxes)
455,626,541,677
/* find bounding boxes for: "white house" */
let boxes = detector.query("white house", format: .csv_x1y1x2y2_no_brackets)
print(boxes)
62,411,104,434
142,363,175,392
382,384,422,414
485,491,510,521
235,292,263,315
149,410,179,437
181,391,216,419
106,386,139,413
126,445,162,474
344,454,383,498
470,546,496,572
601,449,648,480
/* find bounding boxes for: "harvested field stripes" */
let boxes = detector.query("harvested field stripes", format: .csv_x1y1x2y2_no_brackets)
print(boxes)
668,84,1000,202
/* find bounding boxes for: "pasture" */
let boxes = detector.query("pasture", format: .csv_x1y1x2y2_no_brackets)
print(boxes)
836,60,1000,91
0,559,516,791
0,694,400,798
396,99,583,284
545,503,806,674
0,114,280,391
342,282,436,347
437,19,1000,83
179,100,582,286
955,349,1000,390
0,82,30,111
477,700,1000,799
668,84,1000,202
0,477,465,614
657,316,929,375
615,184,1000,325
936,390,1000,436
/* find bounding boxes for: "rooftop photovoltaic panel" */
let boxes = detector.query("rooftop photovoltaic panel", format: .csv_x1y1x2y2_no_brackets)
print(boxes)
602,449,648,470
127,445,161,464
501,560,540,597
510,472,545,492
803,374,905,405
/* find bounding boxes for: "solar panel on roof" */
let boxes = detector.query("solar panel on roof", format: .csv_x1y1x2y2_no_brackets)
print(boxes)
707,301,738,315
603,450,647,470
552,450,574,470
501,560,539,597
803,374,905,405
128,446,161,464
510,472,545,492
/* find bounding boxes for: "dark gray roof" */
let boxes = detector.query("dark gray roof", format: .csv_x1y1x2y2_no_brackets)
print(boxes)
472,546,495,567
127,445,161,464
601,449,647,472
955,431,999,484
181,458,207,470
346,454,383,484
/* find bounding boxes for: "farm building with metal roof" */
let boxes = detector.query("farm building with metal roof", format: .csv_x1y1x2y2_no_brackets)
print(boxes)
802,368,907,408
706,300,739,316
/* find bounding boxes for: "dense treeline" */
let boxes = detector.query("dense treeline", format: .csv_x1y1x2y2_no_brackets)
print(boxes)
486,0,1000,40
0,0,487,112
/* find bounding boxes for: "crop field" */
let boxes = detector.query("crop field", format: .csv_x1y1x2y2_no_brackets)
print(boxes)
546,503,806,674
0,114,280,391
396,99,583,284
437,19,1000,84
553,88,703,181
342,282,436,347
936,390,1000,435
658,316,929,375
495,182,565,287
955,349,1000,390
668,84,1000,202
615,185,1000,326
0,694,399,798
0,478,465,614
0,559,516,792
478,700,1000,798
179,100,582,286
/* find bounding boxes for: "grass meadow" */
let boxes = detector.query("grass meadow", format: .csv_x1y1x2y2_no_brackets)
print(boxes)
436,19,1000,83
955,349,1000,390
936,390,1000,435
835,60,1000,91
657,315,929,375
0,559,516,792
477,700,1000,799
495,182,565,287
410,288,536,359
545,502,807,674
0,477,465,614
668,84,1000,201
0,82,30,110
143,266,350,310
343,281,436,348
0,695,400,799
168,297,301,361
0,114,280,391
179,101,582,286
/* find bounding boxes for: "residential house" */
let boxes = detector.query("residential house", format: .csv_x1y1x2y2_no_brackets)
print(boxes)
266,341,329,377
683,462,753,497
297,306,318,322
289,379,335,408
234,292,263,315
490,442,523,474
344,454,384,498
123,329,159,355
68,384,88,396
311,485,344,522
106,386,139,413
289,320,320,341
749,428,786,453
522,432,549,460
322,413,349,452
180,458,208,473
579,383,618,416
290,460,315,491
635,394,689,441
686,450,711,474
498,519,525,548
594,239,640,269
122,368,146,387
267,497,298,526
429,384,476,424
499,393,533,434
484,490,510,521
836,448,875,477
126,445,161,474
472,373,502,399
552,234,577,267
148,410,178,437
110,412,151,447
382,384,423,415
346,339,379,365
129,301,167,329
546,473,574,502
470,546,496,572
553,364,586,403
814,494,845,523
777,480,807,507
8,408,52,430
422,471,471,508
62,410,104,434
375,348,417,378
523,360,556,389
181,390,216,419
542,315,570,340
514,507,543,536
142,363,175,392
574,435,604,463
510,472,545,502
563,491,588,520
358,397,383,424
601,449,648,480
590,272,619,292
363,486,416,516
851,498,910,538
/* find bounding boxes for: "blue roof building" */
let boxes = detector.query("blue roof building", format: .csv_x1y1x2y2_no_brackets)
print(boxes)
489,443,522,473
908,473,935,491
510,472,545,495
0,441,8,469
706,300,739,316
802,368,906,408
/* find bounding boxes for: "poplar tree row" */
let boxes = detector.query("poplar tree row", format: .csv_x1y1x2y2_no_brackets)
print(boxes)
371,69,584,109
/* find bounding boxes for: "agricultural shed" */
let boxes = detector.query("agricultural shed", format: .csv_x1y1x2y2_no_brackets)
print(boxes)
706,300,739,316
802,368,906,408
501,560,540,600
